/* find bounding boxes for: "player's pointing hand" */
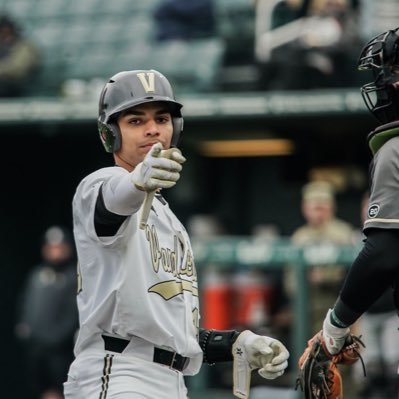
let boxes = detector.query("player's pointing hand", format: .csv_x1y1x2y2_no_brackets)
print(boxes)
132,143,185,191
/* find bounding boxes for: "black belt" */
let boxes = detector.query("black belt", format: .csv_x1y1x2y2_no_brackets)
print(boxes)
101,335,189,372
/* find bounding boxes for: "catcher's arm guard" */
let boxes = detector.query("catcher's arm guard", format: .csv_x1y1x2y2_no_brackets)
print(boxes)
295,331,365,399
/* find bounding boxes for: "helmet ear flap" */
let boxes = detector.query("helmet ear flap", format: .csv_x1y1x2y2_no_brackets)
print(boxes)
171,117,184,147
98,120,121,153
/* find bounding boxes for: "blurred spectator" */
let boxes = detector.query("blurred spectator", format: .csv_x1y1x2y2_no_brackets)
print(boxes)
285,181,355,333
256,0,362,90
15,226,78,399
353,193,399,398
284,181,358,396
270,0,307,29
153,0,216,41
0,14,40,97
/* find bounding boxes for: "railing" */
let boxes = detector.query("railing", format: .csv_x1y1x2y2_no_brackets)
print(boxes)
0,88,367,126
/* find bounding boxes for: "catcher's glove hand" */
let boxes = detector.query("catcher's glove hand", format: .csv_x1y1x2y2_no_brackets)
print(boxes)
295,331,365,399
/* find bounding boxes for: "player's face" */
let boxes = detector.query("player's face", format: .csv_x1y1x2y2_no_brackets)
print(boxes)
116,102,174,170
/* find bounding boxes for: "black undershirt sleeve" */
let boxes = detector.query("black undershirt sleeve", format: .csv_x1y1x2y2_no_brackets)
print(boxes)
94,185,128,237
335,228,399,325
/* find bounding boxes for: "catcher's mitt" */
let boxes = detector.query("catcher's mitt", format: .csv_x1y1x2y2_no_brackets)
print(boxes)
295,331,365,399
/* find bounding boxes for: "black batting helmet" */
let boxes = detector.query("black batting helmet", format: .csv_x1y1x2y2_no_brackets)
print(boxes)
98,70,184,153
358,27,399,124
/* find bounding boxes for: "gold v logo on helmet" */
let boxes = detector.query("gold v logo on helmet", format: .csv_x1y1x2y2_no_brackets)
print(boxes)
137,72,155,93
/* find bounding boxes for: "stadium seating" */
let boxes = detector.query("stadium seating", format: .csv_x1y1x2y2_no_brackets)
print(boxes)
212,0,258,91
1,0,233,96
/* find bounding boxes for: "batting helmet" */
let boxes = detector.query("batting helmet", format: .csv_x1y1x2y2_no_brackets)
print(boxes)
98,69,184,153
358,27,399,124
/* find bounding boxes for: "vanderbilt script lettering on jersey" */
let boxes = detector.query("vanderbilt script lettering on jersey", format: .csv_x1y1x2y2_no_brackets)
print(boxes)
145,225,197,300
136,72,155,93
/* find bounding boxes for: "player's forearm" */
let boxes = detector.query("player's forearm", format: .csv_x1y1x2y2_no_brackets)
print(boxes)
101,171,146,216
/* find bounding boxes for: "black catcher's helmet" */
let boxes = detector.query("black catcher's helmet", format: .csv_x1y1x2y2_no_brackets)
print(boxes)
358,27,399,124
98,70,184,153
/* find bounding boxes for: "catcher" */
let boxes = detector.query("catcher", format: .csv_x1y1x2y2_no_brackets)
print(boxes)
297,25,399,399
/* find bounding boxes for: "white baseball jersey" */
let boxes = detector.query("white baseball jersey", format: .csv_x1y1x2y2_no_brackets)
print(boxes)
71,166,202,376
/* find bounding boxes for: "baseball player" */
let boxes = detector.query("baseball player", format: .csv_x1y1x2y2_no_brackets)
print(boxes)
63,69,289,399
298,27,399,394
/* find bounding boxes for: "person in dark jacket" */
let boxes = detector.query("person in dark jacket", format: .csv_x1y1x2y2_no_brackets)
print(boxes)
0,14,40,96
15,226,78,399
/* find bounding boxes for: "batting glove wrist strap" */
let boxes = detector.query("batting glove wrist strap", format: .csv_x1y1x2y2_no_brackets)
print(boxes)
199,328,240,364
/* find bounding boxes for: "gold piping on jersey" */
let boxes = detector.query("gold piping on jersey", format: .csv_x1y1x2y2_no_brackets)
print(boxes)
99,354,113,399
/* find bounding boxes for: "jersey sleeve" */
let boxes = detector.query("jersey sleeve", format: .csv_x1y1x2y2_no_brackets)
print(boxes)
73,167,143,246
100,167,145,216
364,137,399,231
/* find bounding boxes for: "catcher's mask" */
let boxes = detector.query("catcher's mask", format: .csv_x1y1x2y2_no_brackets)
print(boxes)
98,69,184,153
358,27,399,124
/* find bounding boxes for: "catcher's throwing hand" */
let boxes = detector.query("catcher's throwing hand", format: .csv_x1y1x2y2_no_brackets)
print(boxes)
296,331,365,399
232,330,289,399
131,142,186,191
